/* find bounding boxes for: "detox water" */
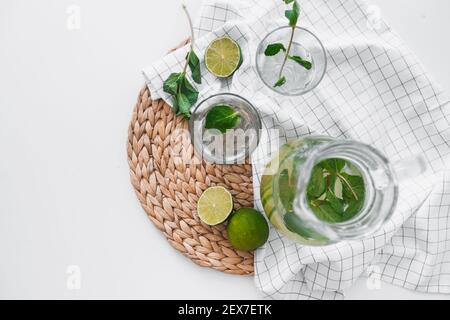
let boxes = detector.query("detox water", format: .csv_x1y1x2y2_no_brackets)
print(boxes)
256,26,327,96
260,138,367,245
259,42,315,94
189,93,262,164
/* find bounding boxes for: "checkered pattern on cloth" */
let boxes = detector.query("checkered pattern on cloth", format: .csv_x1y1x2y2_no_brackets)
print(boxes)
143,0,450,299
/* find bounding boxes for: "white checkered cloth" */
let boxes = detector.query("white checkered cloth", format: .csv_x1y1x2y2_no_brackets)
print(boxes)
143,0,450,299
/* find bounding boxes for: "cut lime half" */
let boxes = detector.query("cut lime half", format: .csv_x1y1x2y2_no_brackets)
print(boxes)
197,186,233,225
205,36,242,78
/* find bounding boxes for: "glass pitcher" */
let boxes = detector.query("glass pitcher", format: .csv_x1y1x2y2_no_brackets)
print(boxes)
260,136,427,245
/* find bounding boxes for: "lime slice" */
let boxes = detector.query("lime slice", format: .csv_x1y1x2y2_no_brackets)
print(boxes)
197,186,233,225
205,36,241,78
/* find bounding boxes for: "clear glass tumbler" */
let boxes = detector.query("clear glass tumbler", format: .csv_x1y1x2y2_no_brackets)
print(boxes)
256,26,327,96
189,93,262,164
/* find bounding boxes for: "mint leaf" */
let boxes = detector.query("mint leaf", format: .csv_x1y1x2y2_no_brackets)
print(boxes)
310,202,343,223
274,76,286,87
289,55,312,70
283,212,328,241
204,104,241,134
326,189,344,214
172,96,179,113
163,73,198,118
163,72,183,95
291,154,304,186
307,165,326,198
285,0,300,27
188,50,201,84
343,199,364,217
321,158,346,173
179,77,198,106
278,169,295,212
327,172,337,192
283,0,295,3
176,93,191,118
340,173,365,202
264,43,286,56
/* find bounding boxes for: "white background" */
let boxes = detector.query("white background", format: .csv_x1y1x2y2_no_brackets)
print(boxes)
1,0,450,299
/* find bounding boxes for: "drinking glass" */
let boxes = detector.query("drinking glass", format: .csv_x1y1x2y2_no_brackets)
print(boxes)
256,26,327,96
189,93,262,164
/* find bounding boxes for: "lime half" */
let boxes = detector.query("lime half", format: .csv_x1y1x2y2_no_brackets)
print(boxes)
197,186,233,225
205,36,241,78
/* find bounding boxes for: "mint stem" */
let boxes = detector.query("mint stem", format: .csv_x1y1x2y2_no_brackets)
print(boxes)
278,26,296,79
181,4,195,76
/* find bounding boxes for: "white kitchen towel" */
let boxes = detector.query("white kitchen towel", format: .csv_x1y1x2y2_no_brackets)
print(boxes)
143,0,450,299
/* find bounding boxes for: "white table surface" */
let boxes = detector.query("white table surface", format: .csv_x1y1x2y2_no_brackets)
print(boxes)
1,0,449,300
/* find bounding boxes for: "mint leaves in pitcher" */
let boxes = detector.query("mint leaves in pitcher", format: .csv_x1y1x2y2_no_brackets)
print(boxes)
306,158,366,223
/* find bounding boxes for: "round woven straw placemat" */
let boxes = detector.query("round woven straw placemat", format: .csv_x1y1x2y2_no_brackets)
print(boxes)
127,42,255,274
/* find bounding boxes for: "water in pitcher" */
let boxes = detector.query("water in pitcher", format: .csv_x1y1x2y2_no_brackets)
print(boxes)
260,136,413,245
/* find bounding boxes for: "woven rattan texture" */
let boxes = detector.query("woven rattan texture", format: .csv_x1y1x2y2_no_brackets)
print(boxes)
127,84,255,275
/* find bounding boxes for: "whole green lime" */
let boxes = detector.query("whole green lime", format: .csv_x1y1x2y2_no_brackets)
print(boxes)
227,208,269,251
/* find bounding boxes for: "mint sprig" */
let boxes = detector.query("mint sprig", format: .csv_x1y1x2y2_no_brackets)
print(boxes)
285,0,299,27
263,1,313,88
162,4,201,119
